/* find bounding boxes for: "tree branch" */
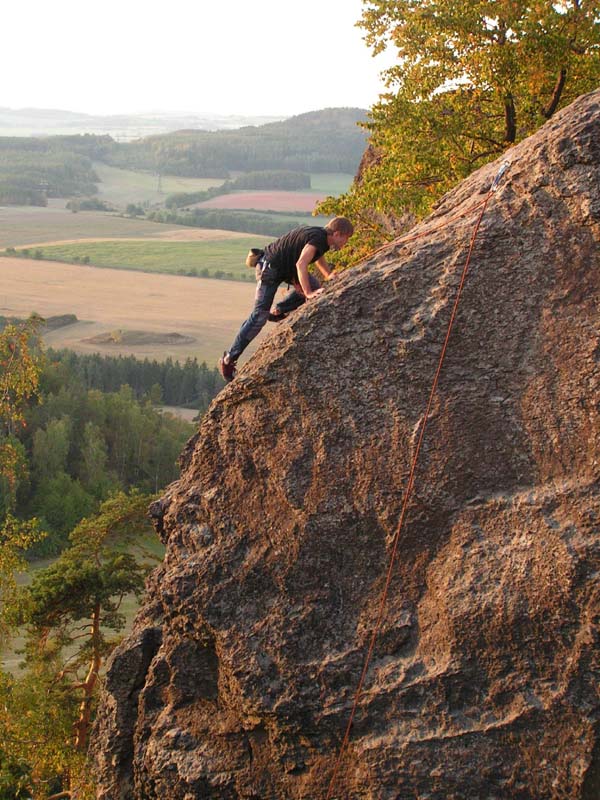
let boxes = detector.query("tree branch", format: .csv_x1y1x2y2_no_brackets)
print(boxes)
504,93,517,143
543,68,567,118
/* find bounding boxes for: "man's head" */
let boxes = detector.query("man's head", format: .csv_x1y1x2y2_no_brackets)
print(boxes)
325,216,354,251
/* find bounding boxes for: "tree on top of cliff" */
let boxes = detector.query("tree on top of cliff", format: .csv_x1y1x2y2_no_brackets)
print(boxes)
320,0,600,261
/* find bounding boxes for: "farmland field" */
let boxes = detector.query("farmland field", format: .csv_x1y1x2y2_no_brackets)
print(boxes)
0,256,291,364
0,204,203,247
93,163,225,208
309,173,353,195
21,238,271,280
196,190,328,213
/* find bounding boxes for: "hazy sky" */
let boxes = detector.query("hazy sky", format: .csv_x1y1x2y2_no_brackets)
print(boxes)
2,0,395,116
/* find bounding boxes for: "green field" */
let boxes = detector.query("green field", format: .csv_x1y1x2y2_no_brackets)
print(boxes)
13,238,271,280
309,173,354,195
93,164,351,209
94,162,225,208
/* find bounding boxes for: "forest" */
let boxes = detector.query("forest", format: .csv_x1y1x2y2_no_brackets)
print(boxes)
0,334,223,558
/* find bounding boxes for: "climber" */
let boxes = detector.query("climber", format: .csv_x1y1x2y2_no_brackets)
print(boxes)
219,217,354,381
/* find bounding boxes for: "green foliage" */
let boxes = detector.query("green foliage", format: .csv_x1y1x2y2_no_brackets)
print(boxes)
0,319,45,565
232,170,311,190
146,206,325,238
125,202,145,216
322,0,600,260
0,491,155,799
0,516,45,645
1,347,201,554
0,317,44,433
21,387,190,553
0,438,29,519
0,663,88,800
45,349,223,408
0,109,362,207
0,136,103,205
32,473,96,544
66,197,115,212
24,491,152,633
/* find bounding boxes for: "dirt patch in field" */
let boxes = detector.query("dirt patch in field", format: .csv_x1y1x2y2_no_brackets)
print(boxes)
194,191,326,212
84,330,195,346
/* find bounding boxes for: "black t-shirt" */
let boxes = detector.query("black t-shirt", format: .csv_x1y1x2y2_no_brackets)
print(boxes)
264,226,329,283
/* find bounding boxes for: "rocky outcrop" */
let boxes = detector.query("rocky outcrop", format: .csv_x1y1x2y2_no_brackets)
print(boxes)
91,91,600,799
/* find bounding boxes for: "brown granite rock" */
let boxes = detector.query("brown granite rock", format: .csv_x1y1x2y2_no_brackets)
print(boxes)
91,90,600,799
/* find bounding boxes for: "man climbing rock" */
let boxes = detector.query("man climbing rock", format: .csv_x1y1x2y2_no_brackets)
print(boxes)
219,217,354,381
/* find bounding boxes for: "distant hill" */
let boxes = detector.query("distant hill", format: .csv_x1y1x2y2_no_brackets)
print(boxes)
0,107,284,140
106,107,369,176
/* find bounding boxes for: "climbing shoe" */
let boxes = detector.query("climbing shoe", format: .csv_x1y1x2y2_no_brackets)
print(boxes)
268,310,288,323
218,353,237,382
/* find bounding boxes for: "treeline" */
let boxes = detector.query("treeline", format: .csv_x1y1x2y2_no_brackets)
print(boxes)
66,197,115,212
1,365,190,554
146,207,321,237
165,169,311,208
0,134,111,204
0,344,225,556
47,348,223,408
107,108,367,176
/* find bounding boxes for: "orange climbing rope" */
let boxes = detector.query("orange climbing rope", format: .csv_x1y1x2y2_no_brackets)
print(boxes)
325,161,511,800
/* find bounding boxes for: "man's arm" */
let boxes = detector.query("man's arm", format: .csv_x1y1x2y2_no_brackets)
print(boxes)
314,256,335,281
296,244,323,298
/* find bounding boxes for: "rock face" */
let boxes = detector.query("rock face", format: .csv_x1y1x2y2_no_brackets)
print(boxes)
91,91,600,799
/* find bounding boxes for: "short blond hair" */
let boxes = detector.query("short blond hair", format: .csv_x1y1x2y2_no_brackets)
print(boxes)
326,216,354,236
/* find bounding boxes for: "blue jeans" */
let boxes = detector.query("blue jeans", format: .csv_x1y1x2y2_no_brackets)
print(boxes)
228,262,280,360
275,274,321,315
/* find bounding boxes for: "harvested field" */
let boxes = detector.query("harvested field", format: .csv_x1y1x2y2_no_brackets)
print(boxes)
195,191,327,212
0,205,203,248
0,257,292,364
13,230,253,249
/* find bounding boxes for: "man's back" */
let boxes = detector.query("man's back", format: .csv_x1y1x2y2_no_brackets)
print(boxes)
264,226,329,284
